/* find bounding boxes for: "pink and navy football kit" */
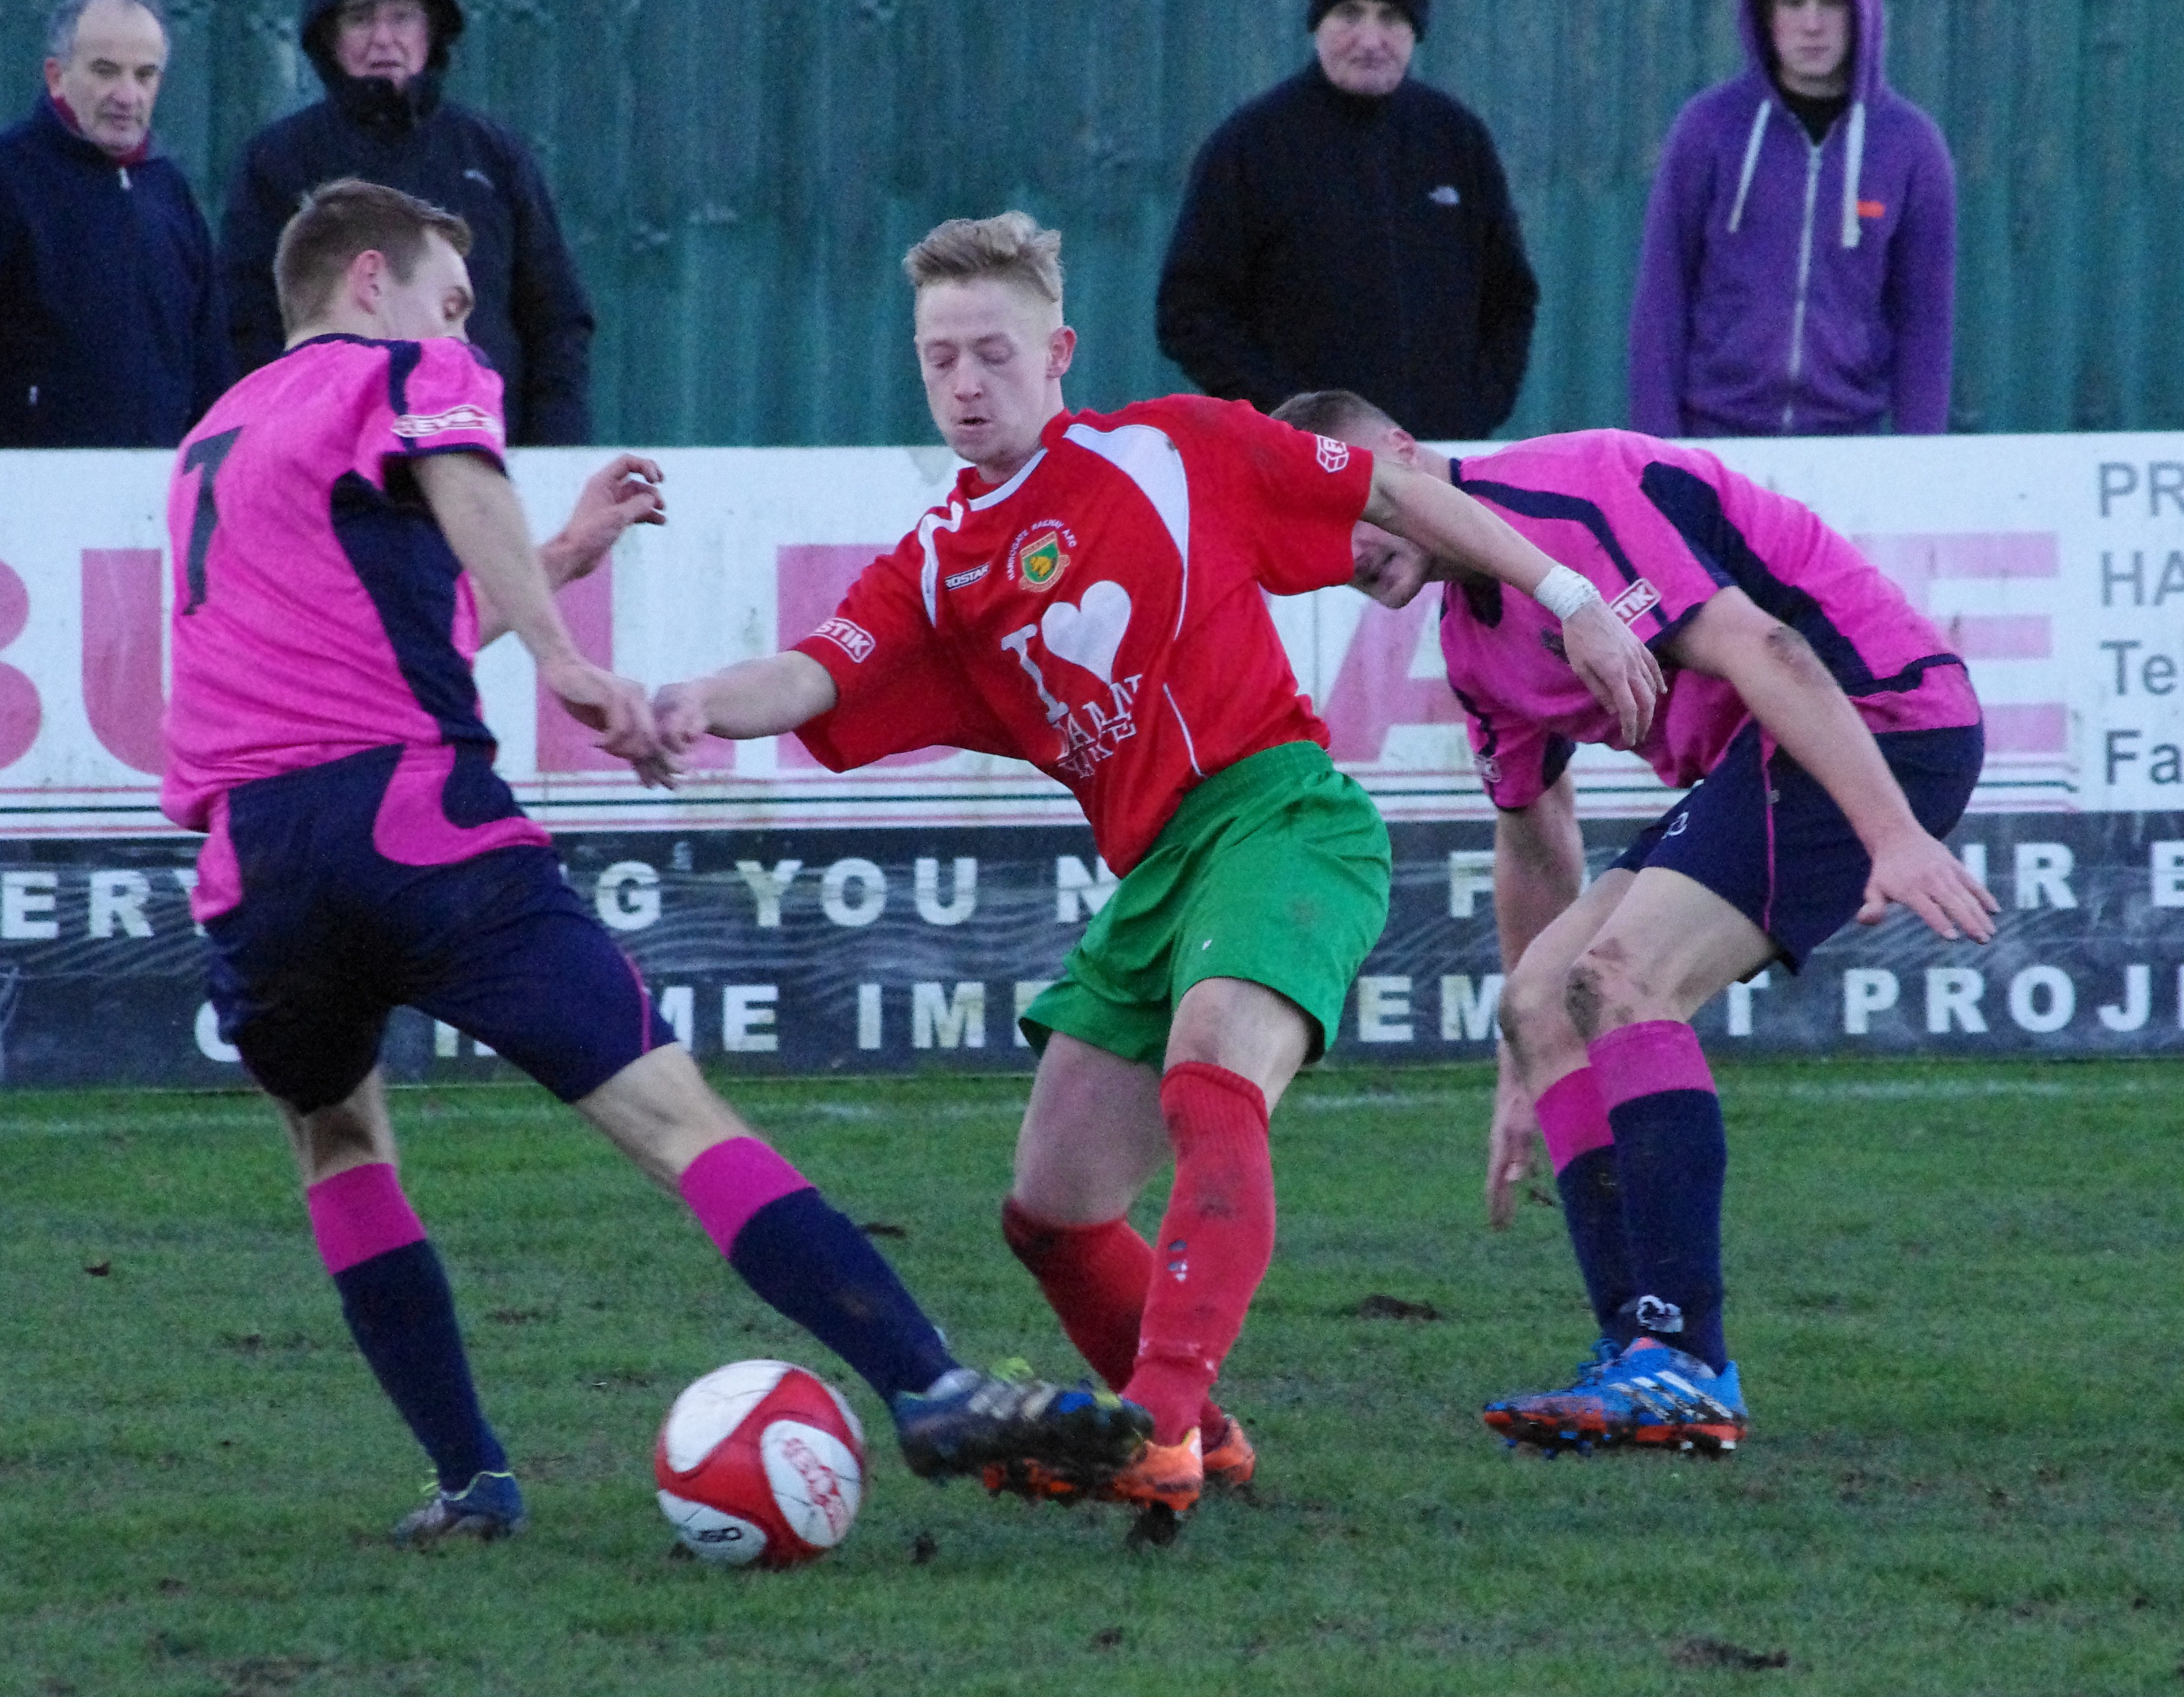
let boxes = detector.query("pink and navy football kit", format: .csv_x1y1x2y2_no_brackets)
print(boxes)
1441,429,1983,966
162,335,666,1110
791,395,1375,874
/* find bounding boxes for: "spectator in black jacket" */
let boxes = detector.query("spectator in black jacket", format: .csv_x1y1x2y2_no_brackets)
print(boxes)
220,0,594,445
0,0,228,447
1156,0,1539,441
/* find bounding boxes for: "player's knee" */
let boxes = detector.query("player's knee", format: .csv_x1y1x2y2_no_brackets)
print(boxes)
1566,942,1669,1041
1564,955,1623,1043
1498,957,1572,1061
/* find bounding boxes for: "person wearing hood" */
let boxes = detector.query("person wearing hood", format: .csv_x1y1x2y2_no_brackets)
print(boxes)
219,0,595,445
1156,0,1539,441
1629,0,1955,438
0,0,229,447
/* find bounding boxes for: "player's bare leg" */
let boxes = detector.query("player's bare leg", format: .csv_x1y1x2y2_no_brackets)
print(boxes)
1010,1035,1170,1226
570,1043,758,1192
1487,869,1774,1453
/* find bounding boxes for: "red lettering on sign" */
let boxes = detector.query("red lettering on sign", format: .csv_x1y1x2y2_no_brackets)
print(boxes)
1319,594,1461,763
81,549,164,774
533,561,624,773
0,556,40,771
1857,532,2064,756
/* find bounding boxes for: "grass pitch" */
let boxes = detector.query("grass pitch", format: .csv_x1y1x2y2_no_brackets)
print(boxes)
3,1060,2181,1696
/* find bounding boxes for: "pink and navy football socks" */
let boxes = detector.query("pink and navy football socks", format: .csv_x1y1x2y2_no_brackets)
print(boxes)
1586,1021,1729,1372
680,1137,958,1407
1534,1068,1637,1342
1122,1063,1277,1447
307,1162,507,1492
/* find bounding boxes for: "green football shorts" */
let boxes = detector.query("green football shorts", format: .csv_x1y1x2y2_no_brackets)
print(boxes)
1021,740,1392,1068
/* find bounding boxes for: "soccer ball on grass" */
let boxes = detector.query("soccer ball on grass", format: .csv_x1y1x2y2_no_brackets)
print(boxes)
654,1359,865,1568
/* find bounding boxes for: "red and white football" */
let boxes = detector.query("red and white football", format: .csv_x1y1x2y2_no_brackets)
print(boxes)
654,1359,865,1569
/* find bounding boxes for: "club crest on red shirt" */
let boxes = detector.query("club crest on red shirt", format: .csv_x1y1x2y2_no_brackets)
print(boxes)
1009,522,1077,591
1315,436,1351,473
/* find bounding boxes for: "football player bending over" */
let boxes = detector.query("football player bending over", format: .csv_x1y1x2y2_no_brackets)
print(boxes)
1275,388,1998,1455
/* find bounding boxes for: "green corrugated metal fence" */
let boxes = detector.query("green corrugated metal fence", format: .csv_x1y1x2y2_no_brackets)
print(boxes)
7,0,2180,443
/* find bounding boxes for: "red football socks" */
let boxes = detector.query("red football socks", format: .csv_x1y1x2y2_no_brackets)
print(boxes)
1001,1199,1150,1390
1001,1198,1225,1434
1122,1062,1277,1446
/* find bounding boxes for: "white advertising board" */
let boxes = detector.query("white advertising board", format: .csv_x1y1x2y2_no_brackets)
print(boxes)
0,431,2179,838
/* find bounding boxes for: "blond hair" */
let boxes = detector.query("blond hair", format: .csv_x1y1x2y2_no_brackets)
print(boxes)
903,211,1064,305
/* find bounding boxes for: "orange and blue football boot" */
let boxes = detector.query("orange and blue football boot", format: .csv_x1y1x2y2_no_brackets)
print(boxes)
1484,1338,1746,1456
986,1407,1252,1503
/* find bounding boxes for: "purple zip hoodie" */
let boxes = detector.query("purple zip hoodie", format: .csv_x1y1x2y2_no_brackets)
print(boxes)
1628,0,1955,436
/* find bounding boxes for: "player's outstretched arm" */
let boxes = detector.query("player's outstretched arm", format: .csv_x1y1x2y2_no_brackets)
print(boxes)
474,455,666,646
413,451,662,771
1484,775,1586,1229
1361,461,1664,746
1668,587,1999,943
653,653,840,753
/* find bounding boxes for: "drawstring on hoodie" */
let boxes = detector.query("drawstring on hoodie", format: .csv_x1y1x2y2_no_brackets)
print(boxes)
1838,100,1866,248
1727,93,1869,250
1727,101,1769,232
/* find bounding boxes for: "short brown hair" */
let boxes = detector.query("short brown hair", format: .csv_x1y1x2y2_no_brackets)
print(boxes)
903,211,1064,304
1270,389,1400,438
274,178,473,335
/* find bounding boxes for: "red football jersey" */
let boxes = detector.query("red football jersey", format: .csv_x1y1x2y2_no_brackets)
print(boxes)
793,397,1374,872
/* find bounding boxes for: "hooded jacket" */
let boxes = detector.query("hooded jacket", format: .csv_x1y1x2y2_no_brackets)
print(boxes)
218,0,594,445
1628,0,1955,437
0,95,228,447
1156,61,1539,440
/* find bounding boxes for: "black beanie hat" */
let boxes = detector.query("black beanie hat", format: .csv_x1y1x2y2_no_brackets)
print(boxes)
1308,0,1430,38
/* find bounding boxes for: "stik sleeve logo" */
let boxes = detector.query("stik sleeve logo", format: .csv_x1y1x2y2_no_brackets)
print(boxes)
1610,579,1661,625
1315,436,1352,473
813,616,875,662
392,404,505,445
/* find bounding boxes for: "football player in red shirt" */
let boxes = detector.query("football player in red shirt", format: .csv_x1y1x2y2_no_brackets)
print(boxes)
654,211,1662,1531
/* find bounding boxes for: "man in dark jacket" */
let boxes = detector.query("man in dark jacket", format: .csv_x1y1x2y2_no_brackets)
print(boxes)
1156,0,1538,441
0,0,228,448
220,0,595,445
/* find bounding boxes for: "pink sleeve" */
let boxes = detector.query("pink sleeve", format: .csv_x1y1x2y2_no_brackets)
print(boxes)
791,546,1022,771
361,338,509,481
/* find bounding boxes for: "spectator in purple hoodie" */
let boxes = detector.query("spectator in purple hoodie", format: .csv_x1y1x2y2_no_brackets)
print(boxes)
1629,0,1955,438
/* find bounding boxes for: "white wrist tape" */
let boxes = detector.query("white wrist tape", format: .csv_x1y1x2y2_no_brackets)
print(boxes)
1534,564,1603,621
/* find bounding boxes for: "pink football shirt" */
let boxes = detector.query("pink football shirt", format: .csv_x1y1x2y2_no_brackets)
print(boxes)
1439,430,1980,809
162,336,548,912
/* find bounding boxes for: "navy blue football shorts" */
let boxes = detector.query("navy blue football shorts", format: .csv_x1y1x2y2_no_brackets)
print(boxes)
1610,719,1985,972
203,745,672,1113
